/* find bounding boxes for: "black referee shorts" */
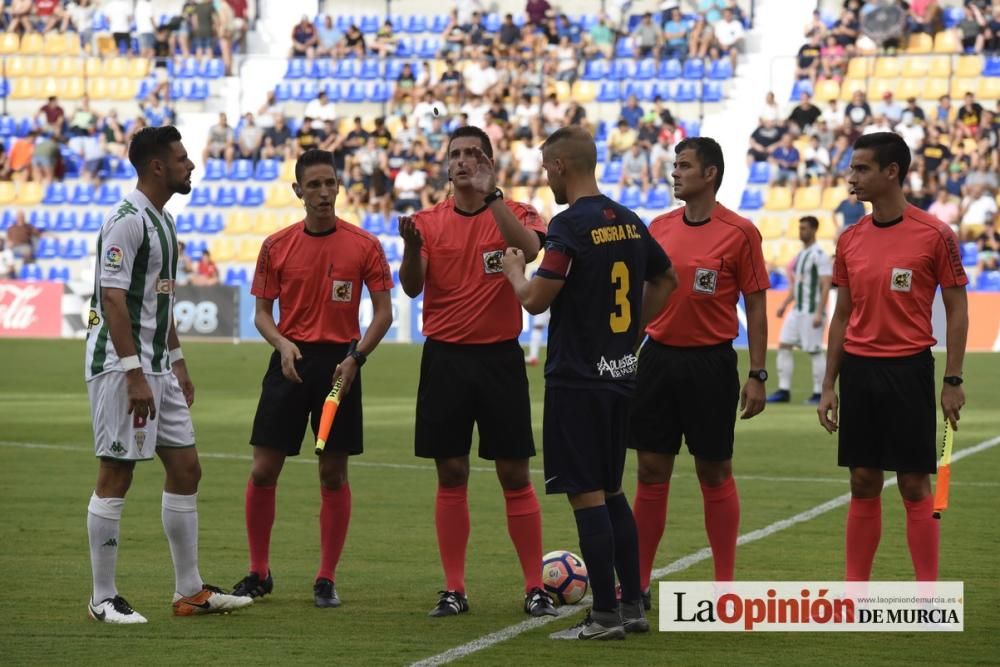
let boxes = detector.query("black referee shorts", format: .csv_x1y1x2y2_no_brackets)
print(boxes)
838,349,936,473
250,341,363,457
543,386,629,496
414,338,535,461
628,340,740,461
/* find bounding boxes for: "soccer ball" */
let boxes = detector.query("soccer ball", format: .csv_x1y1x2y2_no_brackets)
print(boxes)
542,550,588,605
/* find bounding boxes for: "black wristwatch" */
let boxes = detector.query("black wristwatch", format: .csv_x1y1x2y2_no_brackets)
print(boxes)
484,188,503,205
943,375,963,386
347,339,366,367
748,369,768,382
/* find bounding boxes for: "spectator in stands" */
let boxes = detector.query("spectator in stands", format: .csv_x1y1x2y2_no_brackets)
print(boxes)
760,90,780,123
393,162,426,213
608,119,638,159
464,55,500,98
290,15,318,58
713,7,745,71
237,113,263,161
343,117,370,157
661,7,688,60
7,132,34,182
497,13,521,55
0,240,17,280
256,91,280,129
554,36,578,82
315,14,342,57
976,218,1000,272
830,9,859,53
584,11,615,59
6,0,34,35
788,92,822,135
834,192,865,229
392,62,418,112
295,117,325,156
31,132,60,186
226,0,249,53
874,91,904,125
933,94,953,128
802,134,830,182
422,162,449,208
215,0,238,74
304,91,336,129
192,250,219,286
513,139,542,185
804,8,826,39
633,12,662,59
204,112,236,165
261,113,292,161
36,96,65,139
344,164,370,212
526,0,551,27
864,113,894,135
829,133,853,180
68,95,97,137
961,183,999,230
134,0,156,58
342,23,366,58
6,212,41,263
105,0,133,53
919,126,950,178
747,117,783,164
895,113,926,156
69,125,107,185
907,0,943,35
901,96,926,124
620,141,650,191
437,59,463,99
687,14,713,59
541,92,566,134
795,34,822,84
956,3,987,53
956,92,984,138
441,10,468,56
461,94,490,128
928,188,960,230
987,5,1000,52
965,153,998,196
371,19,398,58
636,115,658,148
97,109,126,158
0,140,10,181
66,0,97,53
176,242,194,286
620,95,644,129
818,34,847,80
770,133,800,187
36,0,70,33
844,90,872,129
650,130,674,186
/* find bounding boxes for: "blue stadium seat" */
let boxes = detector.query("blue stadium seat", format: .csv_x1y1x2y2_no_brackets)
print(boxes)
224,267,249,286
360,59,380,80
54,211,77,232
600,160,623,184
29,211,51,231
47,265,71,282
673,82,698,102
295,82,318,102
620,186,642,209
36,237,59,259
624,82,653,102
254,160,280,181
595,141,608,162
345,83,365,103
382,238,401,262
335,15,354,32
484,13,501,32
769,270,789,290
417,38,440,59
42,182,68,205
607,60,629,81
702,82,723,102
185,80,209,101
111,158,136,180
15,118,33,137
594,121,608,141
709,59,733,80
430,14,448,33
63,239,88,259
228,159,253,181
597,82,621,102
790,78,813,101
309,58,332,79
199,213,224,234
188,186,211,207
0,116,15,138
984,56,1000,77
0,210,14,231
186,240,207,261
174,213,196,233
323,82,343,102
19,263,43,281
636,59,656,80
649,81,671,101
204,159,226,181
240,186,265,207
212,186,237,207
368,82,390,103
680,120,700,137
384,59,403,80
81,211,103,231
748,161,772,184
740,188,764,210
0,79,8,100
285,58,306,79
274,83,293,102
581,59,608,81
96,184,122,205
943,6,964,28
176,57,198,78
135,78,156,100
334,59,358,79
960,242,979,267
395,38,414,58
977,271,1000,291
406,15,427,33
199,58,224,79
363,212,385,234
615,38,632,58
360,15,378,33
645,185,670,209
683,58,705,80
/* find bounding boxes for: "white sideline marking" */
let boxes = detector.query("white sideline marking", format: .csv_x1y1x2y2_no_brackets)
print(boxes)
409,435,1000,666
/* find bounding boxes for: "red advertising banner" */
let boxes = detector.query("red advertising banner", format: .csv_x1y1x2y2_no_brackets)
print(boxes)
0,280,63,338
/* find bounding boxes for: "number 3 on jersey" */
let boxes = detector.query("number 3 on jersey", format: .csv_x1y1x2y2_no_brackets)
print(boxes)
609,261,631,333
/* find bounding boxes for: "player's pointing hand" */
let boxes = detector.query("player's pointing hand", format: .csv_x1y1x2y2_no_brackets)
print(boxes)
502,247,526,278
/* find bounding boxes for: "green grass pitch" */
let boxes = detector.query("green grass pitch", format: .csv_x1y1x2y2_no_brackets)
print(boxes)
1,340,998,665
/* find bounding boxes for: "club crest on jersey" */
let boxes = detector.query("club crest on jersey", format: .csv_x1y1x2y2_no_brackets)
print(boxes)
88,309,100,329
332,280,353,302
891,268,913,292
693,268,718,294
104,245,124,273
482,250,504,274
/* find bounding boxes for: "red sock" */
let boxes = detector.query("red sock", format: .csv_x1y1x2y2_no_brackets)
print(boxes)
245,479,276,576
903,495,939,581
317,484,352,582
633,481,669,592
435,485,469,593
503,485,543,592
845,496,882,582
700,477,739,581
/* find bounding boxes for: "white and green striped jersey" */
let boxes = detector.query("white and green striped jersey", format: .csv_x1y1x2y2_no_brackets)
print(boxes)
85,190,179,381
792,243,833,314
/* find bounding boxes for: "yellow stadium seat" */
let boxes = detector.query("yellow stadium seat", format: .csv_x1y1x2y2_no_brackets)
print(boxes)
821,187,847,210
814,78,840,101
955,56,983,78
19,33,43,55
15,182,43,206
96,34,118,56
28,57,54,78
237,239,261,262
793,186,822,210
209,238,237,263
927,56,951,78
840,81,865,102
950,78,978,99
226,211,254,235
784,217,802,240
552,81,572,102
84,57,102,77
103,57,128,78
977,77,1000,101
8,78,38,100
55,56,84,78
572,81,597,104
757,215,785,241
874,57,901,78
922,78,949,101
86,77,110,100
127,58,149,79
900,57,929,78
846,58,874,79
62,77,85,100
762,239,781,265
816,214,837,240
895,78,923,101
43,33,77,56
110,78,137,101
4,56,27,78
38,77,61,98
866,78,896,102
905,32,932,54
279,160,296,182
0,182,16,205
777,240,799,267
764,187,792,211
385,115,403,136
0,33,19,55
252,211,281,235
933,31,959,53
265,183,295,208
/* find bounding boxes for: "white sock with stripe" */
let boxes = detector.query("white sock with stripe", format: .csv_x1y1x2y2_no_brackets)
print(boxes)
162,492,203,597
88,492,124,604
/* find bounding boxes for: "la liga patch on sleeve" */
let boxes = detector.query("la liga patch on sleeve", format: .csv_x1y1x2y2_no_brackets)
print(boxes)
104,245,124,273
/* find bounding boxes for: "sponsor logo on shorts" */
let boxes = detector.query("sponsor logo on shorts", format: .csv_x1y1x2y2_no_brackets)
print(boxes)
891,268,912,292
332,280,353,302
104,245,124,273
596,352,638,379
694,268,718,294
482,250,504,274
110,441,126,455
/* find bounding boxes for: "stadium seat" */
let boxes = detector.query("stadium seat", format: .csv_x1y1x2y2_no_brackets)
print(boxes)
581,59,607,81
27,57,53,78
204,159,226,181
42,182,67,205
253,211,283,235
47,265,71,282
406,15,427,33
0,33,19,55
0,181,15,205
200,58,224,79
362,212,385,234
224,267,249,286
36,237,59,259
950,78,978,99
63,238,88,259
597,82,620,102
274,82,292,102
345,83,365,103
764,187,792,211
55,211,77,232
81,211,103,231
956,56,983,78
430,14,448,33
607,60,629,81
976,77,1000,100
184,80,209,101
658,59,682,80
240,186,265,207
200,213,225,234
905,32,932,54
933,31,959,53
976,271,1000,291
748,161,771,184
702,82,723,102
209,237,236,262
186,240,207,261
792,186,822,210
874,57,901,78
740,188,764,210
600,161,623,184
228,159,253,181
175,213,196,233
645,185,670,209
815,214,836,240
895,78,923,101
360,59,380,80
961,242,979,267
865,78,895,101
757,216,785,240
636,59,656,80
572,81,597,103
620,186,642,209
922,77,949,101
285,58,306,79
673,82,698,102
709,59,733,80
367,82,390,103
682,58,704,80
237,239,261,262
821,187,847,210
15,181,43,205
226,211,253,235
19,33,43,55
279,160,296,182
265,183,295,208
360,15,378,33
212,186,237,207
254,160,280,181
985,56,1000,77
19,263,43,281
96,184,122,205
845,58,873,79
188,186,211,207
417,38,440,59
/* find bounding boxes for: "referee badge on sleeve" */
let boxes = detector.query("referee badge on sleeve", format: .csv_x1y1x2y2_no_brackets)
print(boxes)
890,267,913,292
482,250,504,274
693,268,718,294
332,280,353,302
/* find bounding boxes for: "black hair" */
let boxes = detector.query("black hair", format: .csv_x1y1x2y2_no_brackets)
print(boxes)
852,132,910,185
799,215,820,229
447,125,493,159
674,136,725,192
128,125,183,175
295,149,338,183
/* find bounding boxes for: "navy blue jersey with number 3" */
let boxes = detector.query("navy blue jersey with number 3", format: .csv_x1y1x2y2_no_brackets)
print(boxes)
536,195,671,394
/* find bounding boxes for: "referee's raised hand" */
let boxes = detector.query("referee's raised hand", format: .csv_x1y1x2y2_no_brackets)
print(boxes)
398,216,422,250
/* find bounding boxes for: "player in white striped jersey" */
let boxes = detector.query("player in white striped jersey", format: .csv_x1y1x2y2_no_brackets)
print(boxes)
84,126,252,624
768,215,833,405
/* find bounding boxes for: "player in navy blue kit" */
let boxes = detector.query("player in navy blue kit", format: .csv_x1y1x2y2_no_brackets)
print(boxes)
502,126,677,640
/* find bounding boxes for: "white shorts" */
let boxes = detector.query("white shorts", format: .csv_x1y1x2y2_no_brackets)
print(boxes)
532,309,550,327
87,372,196,461
778,309,825,353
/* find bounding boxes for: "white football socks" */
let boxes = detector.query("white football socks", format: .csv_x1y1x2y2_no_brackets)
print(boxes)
811,351,827,395
88,492,124,604
528,326,543,360
777,348,794,392
162,491,203,597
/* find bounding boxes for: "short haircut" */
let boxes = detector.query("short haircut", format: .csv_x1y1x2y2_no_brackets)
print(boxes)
799,215,819,229
674,136,725,192
447,125,493,159
128,125,182,174
295,149,337,183
541,126,597,172
853,132,910,185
